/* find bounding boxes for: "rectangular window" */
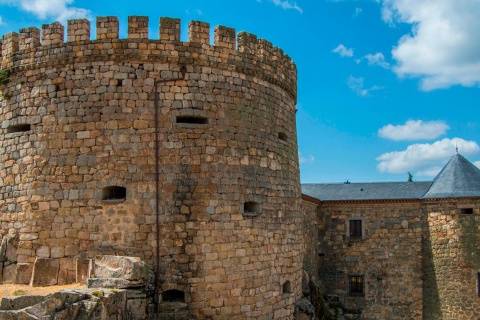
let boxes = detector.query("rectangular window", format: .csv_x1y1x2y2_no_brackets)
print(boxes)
349,219,362,238
478,273,480,297
349,275,365,296
460,208,473,215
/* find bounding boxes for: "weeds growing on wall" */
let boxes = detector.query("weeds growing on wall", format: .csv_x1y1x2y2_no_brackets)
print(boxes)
0,69,10,86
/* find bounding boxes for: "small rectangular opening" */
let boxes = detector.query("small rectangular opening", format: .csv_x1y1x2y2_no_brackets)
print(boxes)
176,116,208,125
102,186,127,202
7,124,31,134
243,201,262,217
460,208,474,215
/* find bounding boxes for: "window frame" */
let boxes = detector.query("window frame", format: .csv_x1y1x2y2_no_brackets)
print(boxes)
349,275,365,296
347,218,364,239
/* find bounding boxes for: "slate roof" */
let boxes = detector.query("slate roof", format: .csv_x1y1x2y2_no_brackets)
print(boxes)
301,181,433,201
422,154,480,199
302,154,480,202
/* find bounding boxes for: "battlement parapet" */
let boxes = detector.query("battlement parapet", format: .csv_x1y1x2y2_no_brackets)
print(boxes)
0,16,296,99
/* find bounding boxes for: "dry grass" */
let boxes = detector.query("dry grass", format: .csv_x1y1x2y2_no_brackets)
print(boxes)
0,283,85,299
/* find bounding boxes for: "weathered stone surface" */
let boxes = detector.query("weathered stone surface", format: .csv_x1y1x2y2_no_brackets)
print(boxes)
295,298,315,316
15,264,33,285
0,295,44,311
0,289,128,320
75,258,92,285
93,255,148,282
87,277,142,289
126,299,147,320
24,298,63,317
30,258,59,287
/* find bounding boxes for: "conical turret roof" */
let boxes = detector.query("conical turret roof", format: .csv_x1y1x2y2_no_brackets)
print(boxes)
422,153,480,198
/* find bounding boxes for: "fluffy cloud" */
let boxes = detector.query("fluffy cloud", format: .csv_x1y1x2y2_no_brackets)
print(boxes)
347,76,383,97
0,0,90,22
381,0,480,90
271,0,303,13
299,152,315,164
376,138,480,176
364,52,390,69
332,44,354,57
378,120,449,141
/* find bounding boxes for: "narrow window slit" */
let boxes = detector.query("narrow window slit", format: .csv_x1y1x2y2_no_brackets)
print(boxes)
176,116,208,125
7,124,31,134
460,208,473,215
282,281,292,295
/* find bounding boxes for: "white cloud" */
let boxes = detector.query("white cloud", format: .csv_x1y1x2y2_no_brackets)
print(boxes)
364,52,390,69
380,0,480,90
0,0,90,22
376,138,480,176
332,44,354,57
299,152,315,164
271,0,303,13
347,76,383,97
378,120,449,141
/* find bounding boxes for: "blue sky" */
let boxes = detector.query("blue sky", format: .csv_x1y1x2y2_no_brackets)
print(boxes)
1,0,479,183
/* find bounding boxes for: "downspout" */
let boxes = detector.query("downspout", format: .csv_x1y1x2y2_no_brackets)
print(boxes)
154,65,187,318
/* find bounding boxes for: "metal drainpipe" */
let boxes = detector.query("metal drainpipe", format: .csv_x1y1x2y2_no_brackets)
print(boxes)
154,65,187,319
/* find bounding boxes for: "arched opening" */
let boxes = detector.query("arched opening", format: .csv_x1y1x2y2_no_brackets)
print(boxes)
101,186,127,202
162,289,186,303
282,280,292,295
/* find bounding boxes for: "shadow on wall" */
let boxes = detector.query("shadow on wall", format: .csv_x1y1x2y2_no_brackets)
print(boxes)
421,218,443,319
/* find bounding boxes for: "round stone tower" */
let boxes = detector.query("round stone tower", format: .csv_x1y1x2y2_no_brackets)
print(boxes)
422,154,480,319
0,16,302,318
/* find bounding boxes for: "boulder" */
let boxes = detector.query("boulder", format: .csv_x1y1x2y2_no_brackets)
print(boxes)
92,255,149,283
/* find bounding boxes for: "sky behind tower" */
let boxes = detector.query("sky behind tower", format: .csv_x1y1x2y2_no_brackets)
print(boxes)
1,0,479,183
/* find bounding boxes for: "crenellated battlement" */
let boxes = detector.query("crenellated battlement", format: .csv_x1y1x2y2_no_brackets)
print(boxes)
0,16,296,99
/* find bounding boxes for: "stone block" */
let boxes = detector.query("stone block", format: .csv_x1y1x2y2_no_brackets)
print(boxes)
76,258,92,284
0,295,44,311
93,255,148,283
15,263,32,284
87,277,142,289
30,257,59,287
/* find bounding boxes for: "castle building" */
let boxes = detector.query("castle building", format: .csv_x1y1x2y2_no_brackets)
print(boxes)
0,16,303,319
0,15,479,320
302,153,480,319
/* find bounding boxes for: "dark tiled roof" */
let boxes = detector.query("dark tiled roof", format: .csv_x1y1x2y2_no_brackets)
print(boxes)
422,154,480,199
302,154,480,202
302,181,433,201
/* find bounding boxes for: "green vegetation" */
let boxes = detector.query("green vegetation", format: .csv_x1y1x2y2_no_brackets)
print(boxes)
0,69,10,86
91,290,104,297
13,289,27,296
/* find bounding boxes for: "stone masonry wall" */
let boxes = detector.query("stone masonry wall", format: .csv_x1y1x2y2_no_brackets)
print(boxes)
316,201,424,320
422,199,480,320
0,16,302,319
